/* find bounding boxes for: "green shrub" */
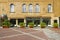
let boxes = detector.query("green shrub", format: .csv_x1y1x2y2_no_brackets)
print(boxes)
2,20,10,27
40,22,46,28
28,22,34,28
19,22,25,28
53,23,58,28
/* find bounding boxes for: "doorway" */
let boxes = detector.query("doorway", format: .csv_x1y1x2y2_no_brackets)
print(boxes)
42,18,51,26
10,19,16,27
18,19,24,25
26,17,40,27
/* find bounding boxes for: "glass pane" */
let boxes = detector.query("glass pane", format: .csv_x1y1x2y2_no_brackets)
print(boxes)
10,4,14,12
42,18,51,25
22,4,26,12
35,4,40,13
48,4,52,12
29,4,33,12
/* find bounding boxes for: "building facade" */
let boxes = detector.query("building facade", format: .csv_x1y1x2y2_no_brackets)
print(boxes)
0,0,60,27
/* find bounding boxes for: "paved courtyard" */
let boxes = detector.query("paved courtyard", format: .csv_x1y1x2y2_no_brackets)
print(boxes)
0,27,60,40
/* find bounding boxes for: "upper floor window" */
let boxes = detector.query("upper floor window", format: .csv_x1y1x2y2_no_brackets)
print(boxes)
35,4,40,13
22,4,26,12
29,4,33,13
48,4,52,13
10,4,14,13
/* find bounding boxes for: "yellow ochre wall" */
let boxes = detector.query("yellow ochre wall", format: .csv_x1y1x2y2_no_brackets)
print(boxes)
0,0,60,27
0,0,60,18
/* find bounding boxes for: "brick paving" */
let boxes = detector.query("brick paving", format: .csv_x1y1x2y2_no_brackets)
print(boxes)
0,35,43,40
49,28,60,34
42,28,60,40
0,27,60,40
0,28,22,37
0,28,48,40
11,28,49,40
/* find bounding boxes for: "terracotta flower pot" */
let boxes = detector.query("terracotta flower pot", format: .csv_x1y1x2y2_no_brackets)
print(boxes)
41,26,45,28
29,26,33,28
53,26,58,28
3,26,9,28
20,26,25,28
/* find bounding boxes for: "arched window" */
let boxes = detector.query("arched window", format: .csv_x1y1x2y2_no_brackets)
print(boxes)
10,4,14,12
48,4,52,12
35,4,40,13
22,4,26,12
29,4,33,13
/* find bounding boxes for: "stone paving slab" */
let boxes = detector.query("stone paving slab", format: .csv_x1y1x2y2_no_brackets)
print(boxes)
0,28,22,37
10,28,47,40
0,28,60,40
42,28,60,40
11,28,48,40
49,28,60,34
30,30,49,40
0,28,49,40
0,35,42,40
12,27,40,33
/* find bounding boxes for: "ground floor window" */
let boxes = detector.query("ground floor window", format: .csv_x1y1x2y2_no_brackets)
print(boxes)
54,20,57,23
26,17,40,27
34,20,40,25
18,19,24,25
26,17,51,26
10,19,16,25
10,17,51,27
42,18,51,25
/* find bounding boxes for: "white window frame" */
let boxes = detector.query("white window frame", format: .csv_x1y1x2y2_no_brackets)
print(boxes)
35,4,40,13
22,4,26,12
48,4,52,13
29,4,33,13
10,4,14,13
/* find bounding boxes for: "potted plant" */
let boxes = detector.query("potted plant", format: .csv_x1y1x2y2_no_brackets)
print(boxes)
19,22,25,28
2,20,10,28
53,23,58,28
40,22,46,28
28,22,34,28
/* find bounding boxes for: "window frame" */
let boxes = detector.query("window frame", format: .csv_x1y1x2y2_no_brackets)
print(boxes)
10,4,15,13
48,4,53,13
35,4,40,13
22,4,26,13
29,4,33,13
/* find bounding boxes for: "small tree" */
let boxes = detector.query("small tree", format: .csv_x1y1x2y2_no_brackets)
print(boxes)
1,14,10,28
2,19,10,27
19,22,25,28
40,22,46,28
53,23,58,28
28,22,34,28
1,14,8,23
